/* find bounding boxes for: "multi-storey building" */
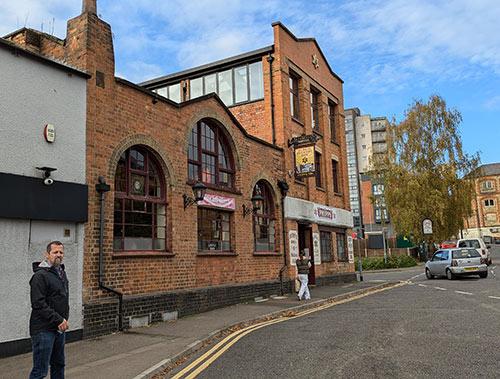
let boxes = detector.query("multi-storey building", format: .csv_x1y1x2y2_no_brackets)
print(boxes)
2,0,354,351
344,108,393,245
463,163,500,239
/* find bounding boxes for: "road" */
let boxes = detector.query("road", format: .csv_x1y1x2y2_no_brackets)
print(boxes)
169,247,500,378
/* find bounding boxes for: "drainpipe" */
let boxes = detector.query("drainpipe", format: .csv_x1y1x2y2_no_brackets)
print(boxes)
277,180,289,295
267,53,276,145
95,176,123,331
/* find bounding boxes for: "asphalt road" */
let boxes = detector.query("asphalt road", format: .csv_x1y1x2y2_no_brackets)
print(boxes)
171,247,500,378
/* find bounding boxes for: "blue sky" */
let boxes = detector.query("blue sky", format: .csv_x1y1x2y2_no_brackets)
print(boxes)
1,0,499,165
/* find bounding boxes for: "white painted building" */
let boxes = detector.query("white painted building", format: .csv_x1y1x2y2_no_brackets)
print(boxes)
0,37,88,356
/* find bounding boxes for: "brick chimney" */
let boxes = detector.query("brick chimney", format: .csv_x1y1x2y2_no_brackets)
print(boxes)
82,0,97,14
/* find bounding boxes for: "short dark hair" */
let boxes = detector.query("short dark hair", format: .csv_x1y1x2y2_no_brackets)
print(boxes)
46,241,64,253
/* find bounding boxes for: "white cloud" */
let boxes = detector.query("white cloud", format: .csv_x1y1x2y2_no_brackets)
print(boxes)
484,95,500,111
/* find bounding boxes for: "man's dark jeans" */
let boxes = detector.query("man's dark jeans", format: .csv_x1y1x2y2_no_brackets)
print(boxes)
29,330,65,379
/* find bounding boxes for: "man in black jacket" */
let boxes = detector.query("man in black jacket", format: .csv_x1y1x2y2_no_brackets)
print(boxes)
29,241,69,379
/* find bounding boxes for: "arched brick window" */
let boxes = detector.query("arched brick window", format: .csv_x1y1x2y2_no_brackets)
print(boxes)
188,120,235,189
253,181,276,252
113,146,167,251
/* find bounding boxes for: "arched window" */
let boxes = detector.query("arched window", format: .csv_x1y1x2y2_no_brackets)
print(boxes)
253,181,276,252
188,120,235,188
113,146,167,251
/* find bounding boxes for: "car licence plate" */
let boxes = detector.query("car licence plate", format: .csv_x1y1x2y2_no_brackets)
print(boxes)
464,267,477,271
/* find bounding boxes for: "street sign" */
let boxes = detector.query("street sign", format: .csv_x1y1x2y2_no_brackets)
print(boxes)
422,218,433,235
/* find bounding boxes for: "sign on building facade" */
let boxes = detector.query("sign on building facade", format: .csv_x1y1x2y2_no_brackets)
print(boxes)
288,230,299,266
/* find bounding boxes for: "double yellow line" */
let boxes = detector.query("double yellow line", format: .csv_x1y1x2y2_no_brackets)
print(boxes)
172,282,405,378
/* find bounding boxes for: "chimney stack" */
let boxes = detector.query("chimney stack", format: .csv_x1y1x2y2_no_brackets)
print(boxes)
82,0,97,15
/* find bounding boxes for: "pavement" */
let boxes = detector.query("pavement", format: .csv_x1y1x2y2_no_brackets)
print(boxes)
0,278,401,379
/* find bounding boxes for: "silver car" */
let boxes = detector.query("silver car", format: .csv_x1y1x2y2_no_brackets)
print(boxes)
425,248,488,280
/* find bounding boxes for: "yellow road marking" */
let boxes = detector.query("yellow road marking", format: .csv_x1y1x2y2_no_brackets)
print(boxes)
173,282,405,378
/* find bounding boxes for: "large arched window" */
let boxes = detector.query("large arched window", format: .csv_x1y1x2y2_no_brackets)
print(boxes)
253,181,276,252
188,120,235,188
113,146,167,251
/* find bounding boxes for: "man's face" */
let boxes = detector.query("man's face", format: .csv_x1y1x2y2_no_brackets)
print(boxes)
46,244,64,267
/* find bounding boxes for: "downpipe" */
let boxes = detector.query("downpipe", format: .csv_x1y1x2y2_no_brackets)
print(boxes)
96,176,123,331
278,180,289,295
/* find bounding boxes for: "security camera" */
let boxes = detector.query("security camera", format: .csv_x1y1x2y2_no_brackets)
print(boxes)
36,166,57,186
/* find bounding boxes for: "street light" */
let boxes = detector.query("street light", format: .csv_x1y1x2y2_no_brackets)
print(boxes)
183,181,207,209
242,186,264,217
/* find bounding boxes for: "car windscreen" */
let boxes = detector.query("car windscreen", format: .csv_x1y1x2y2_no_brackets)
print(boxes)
458,240,480,248
452,249,481,259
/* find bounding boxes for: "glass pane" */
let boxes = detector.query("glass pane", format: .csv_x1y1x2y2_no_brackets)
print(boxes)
115,156,126,192
218,69,233,106
190,77,203,99
201,122,215,152
153,239,165,250
130,149,145,170
202,154,216,184
218,142,228,169
157,87,168,97
113,238,122,250
234,66,248,103
249,61,264,100
130,174,146,196
168,83,181,103
189,163,199,181
204,74,217,95
188,128,198,160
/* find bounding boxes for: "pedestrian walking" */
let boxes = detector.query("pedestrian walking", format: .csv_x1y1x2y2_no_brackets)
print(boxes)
29,241,69,379
296,250,311,300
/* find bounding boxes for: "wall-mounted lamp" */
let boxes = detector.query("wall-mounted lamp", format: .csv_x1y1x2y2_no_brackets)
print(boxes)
36,166,57,186
242,188,264,218
183,181,207,209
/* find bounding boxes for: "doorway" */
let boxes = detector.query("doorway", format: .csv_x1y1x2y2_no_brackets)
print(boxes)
298,223,315,285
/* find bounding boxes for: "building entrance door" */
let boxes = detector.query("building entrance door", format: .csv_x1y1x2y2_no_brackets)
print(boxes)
298,223,315,285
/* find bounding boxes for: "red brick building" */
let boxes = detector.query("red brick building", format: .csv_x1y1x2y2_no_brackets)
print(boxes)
6,0,354,338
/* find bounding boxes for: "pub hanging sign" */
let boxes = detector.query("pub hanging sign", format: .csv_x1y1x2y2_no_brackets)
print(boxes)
289,134,320,178
294,144,315,177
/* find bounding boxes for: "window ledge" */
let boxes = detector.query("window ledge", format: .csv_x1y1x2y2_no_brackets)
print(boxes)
197,251,238,257
330,140,340,147
253,251,281,256
313,130,323,138
294,179,307,186
186,181,242,196
334,192,343,197
112,251,175,258
316,186,326,192
291,117,304,127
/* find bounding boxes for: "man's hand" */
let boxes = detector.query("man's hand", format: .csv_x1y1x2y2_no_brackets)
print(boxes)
58,319,69,332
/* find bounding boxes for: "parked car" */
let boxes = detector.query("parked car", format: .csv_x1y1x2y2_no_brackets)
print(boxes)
495,237,500,245
440,240,457,248
456,238,492,265
425,248,488,280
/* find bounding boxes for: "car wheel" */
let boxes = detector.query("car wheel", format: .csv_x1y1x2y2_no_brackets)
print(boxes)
446,269,454,280
425,268,433,279
479,271,488,279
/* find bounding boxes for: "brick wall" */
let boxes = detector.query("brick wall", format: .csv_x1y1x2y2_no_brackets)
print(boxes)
83,279,293,338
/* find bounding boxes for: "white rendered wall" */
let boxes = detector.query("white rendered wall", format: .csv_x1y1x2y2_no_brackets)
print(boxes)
0,47,87,344
0,48,86,183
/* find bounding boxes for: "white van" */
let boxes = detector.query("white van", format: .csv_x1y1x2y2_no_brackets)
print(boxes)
456,238,492,265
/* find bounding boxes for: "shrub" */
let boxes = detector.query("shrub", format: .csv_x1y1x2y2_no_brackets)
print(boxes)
354,255,418,270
